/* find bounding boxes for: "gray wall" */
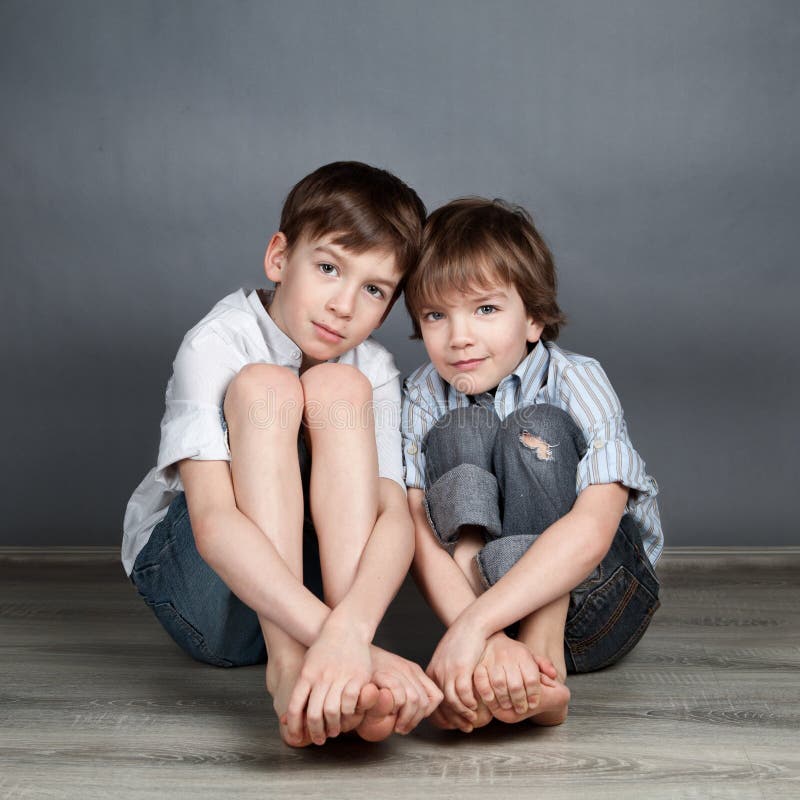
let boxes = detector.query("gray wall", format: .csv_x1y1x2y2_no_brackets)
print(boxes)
2,1,798,547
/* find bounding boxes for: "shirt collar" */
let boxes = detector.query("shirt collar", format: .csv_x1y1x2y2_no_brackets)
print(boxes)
513,340,551,399
246,288,304,367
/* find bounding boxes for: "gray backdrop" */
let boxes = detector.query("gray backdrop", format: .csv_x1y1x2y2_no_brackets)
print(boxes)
2,1,798,548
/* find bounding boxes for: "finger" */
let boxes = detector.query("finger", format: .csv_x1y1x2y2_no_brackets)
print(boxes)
521,659,542,709
454,672,478,712
533,654,559,680
305,681,329,746
506,666,528,715
355,682,380,714
444,678,476,720
473,664,497,708
490,665,512,710
520,660,543,708
430,705,458,730
285,677,312,745
373,670,406,713
322,681,346,739
441,703,474,733
339,678,364,718
398,669,431,732
420,671,444,712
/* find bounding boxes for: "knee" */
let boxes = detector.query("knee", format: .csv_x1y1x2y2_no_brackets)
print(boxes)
424,406,498,470
301,363,373,433
497,405,585,463
300,363,372,406
223,363,302,428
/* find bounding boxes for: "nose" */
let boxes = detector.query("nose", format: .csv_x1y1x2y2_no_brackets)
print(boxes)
326,286,356,318
448,315,474,349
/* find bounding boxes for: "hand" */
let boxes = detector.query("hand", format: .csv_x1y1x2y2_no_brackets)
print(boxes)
473,633,557,716
425,616,488,721
284,621,372,746
369,646,444,734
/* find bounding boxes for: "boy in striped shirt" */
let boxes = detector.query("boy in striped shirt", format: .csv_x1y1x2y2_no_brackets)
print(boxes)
401,198,663,730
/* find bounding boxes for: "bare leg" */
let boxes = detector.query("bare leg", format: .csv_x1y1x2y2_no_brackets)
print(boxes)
449,530,570,728
300,364,379,605
300,363,395,741
452,526,487,597
505,595,571,726
223,364,318,744
432,527,494,731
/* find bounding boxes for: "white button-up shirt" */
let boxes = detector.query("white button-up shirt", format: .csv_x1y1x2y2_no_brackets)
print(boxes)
122,288,404,576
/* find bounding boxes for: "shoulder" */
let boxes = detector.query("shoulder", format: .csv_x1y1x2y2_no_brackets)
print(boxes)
403,361,446,404
545,342,621,414
180,289,260,348
337,336,400,388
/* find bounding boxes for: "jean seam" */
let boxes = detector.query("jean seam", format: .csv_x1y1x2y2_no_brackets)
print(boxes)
568,570,640,654
581,598,661,671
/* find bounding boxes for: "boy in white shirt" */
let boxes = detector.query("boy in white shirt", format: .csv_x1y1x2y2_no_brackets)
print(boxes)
123,162,442,747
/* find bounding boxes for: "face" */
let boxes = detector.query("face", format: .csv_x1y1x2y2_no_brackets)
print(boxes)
264,231,401,371
418,281,544,395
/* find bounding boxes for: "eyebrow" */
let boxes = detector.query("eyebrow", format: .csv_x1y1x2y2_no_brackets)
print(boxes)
312,245,399,292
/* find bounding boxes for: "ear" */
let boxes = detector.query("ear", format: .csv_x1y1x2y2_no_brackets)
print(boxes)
263,232,289,284
526,317,545,344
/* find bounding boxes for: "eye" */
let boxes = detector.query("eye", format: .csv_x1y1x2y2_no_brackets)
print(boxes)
423,311,445,322
476,305,497,316
365,284,385,299
318,263,338,276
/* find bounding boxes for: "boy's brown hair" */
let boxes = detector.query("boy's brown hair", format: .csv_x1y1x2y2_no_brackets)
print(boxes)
405,197,566,340
280,161,426,289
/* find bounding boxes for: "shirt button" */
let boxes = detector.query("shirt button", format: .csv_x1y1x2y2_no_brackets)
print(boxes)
593,439,605,450
292,350,301,360
407,444,418,455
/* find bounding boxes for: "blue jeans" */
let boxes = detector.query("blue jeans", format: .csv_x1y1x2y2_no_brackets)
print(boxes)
129,436,323,667
422,403,660,673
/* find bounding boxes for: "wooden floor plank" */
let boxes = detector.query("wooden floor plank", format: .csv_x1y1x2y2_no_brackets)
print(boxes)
1,552,798,798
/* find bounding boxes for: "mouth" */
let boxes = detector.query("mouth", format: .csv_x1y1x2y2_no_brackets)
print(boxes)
313,321,345,342
450,358,487,370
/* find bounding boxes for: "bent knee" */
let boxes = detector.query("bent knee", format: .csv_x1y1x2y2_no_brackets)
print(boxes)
497,404,585,459
223,364,302,423
300,363,372,405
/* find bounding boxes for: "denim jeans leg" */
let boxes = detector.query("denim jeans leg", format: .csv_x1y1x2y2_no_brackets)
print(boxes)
475,404,586,587
422,405,502,546
564,514,660,672
131,493,266,667
131,435,322,666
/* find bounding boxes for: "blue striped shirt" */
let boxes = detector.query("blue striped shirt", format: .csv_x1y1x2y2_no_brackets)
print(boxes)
401,340,663,565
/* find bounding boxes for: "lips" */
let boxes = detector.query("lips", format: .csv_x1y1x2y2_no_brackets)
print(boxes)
313,321,345,340
451,358,486,369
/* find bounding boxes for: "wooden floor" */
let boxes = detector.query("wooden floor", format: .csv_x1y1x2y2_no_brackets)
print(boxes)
1,549,798,800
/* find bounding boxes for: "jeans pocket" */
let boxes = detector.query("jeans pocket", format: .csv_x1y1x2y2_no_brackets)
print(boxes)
565,564,660,673
148,600,234,668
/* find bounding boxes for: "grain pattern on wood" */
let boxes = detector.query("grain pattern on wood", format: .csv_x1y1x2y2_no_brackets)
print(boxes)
1,551,798,799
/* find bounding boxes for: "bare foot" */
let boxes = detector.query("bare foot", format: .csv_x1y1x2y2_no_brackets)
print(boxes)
491,676,571,726
354,687,398,742
269,662,384,746
429,698,492,733
266,659,312,747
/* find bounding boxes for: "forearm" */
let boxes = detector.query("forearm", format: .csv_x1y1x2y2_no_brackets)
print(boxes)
330,496,415,642
463,494,622,638
197,507,331,647
407,489,479,627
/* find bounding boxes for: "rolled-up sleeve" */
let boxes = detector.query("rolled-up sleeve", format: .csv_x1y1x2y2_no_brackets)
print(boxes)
155,330,239,488
560,361,658,502
401,385,438,489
